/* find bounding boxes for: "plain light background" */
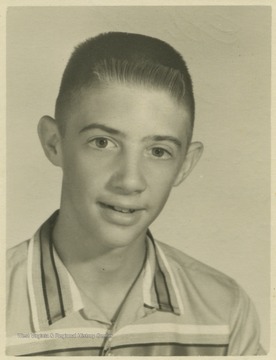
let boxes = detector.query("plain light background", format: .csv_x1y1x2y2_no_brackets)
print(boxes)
6,6,270,351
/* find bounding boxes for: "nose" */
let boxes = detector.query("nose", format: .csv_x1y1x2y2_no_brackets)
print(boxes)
108,151,147,195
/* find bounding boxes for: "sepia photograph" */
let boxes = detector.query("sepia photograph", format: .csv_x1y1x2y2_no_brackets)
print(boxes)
5,4,271,356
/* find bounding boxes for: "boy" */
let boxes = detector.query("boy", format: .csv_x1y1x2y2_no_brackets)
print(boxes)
6,32,264,356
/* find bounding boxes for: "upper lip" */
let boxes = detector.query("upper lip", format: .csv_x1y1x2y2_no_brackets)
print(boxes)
98,201,145,211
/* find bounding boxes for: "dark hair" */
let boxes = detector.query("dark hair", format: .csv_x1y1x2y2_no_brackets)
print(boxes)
55,32,195,136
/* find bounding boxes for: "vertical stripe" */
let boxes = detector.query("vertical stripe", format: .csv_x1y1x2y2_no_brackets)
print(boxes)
40,233,52,325
153,277,161,309
30,212,83,329
49,236,65,318
142,252,154,306
154,252,174,312
154,241,185,314
148,233,174,312
27,237,40,332
40,215,67,323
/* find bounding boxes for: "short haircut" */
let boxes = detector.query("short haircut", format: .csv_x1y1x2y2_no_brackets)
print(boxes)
55,32,195,138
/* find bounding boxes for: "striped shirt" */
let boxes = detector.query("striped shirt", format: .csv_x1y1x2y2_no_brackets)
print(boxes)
6,212,264,356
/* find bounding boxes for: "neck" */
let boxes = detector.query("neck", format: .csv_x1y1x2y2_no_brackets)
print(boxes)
52,209,147,286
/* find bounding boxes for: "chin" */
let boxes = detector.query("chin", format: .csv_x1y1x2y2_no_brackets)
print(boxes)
99,224,147,250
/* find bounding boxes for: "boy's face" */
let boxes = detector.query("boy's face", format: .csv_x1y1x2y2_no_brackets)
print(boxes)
49,83,201,248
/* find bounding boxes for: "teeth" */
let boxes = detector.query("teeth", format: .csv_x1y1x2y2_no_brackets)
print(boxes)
113,206,134,213
102,203,137,213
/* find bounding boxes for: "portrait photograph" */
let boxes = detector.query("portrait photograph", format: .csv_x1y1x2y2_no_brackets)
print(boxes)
4,2,273,357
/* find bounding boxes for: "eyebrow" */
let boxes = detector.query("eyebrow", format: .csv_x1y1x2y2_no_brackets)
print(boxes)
79,123,182,148
79,123,125,136
144,135,182,148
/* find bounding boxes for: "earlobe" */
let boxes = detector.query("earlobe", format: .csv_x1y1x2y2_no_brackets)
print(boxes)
173,141,204,187
37,116,63,167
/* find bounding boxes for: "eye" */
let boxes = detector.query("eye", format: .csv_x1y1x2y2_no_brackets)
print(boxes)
88,137,117,150
150,147,172,159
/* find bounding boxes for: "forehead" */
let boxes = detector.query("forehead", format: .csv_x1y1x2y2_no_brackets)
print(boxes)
65,82,192,141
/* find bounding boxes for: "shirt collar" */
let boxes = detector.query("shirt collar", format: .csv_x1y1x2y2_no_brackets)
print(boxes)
28,211,184,331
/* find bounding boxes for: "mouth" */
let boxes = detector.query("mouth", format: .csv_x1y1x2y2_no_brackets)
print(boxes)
98,201,145,226
99,202,142,214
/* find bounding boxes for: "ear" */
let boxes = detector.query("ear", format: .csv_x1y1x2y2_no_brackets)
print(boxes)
37,115,63,167
173,141,204,187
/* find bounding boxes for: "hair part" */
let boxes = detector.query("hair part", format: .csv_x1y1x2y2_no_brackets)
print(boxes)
55,32,195,139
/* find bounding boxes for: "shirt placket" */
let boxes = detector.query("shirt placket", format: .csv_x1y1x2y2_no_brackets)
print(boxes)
101,323,115,356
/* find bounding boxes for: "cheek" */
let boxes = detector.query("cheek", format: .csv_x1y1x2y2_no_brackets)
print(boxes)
62,151,111,193
147,173,176,204
62,152,90,188
146,162,181,186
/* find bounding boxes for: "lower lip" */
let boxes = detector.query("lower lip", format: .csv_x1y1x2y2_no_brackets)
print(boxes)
98,203,143,226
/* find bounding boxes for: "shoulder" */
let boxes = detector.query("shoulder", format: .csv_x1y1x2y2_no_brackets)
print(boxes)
155,239,241,316
156,239,238,287
7,240,30,283
156,240,264,355
7,240,30,266
6,240,34,337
